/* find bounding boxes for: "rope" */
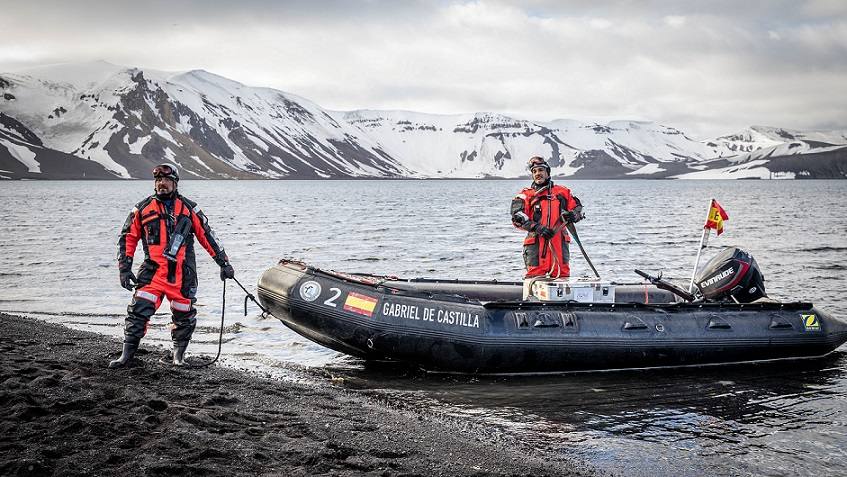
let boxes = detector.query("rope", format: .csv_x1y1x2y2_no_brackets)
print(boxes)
231,276,272,316
545,237,563,279
184,276,272,368
185,279,226,368
544,221,569,279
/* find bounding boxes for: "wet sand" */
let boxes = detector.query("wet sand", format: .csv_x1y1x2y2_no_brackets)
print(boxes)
0,313,593,476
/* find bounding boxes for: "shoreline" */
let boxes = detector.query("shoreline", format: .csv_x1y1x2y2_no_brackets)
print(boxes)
0,312,593,476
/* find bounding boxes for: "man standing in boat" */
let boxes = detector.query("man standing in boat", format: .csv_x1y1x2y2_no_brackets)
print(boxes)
510,156,583,278
110,163,235,368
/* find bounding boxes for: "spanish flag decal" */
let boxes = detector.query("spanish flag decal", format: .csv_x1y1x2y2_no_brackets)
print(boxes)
343,292,378,317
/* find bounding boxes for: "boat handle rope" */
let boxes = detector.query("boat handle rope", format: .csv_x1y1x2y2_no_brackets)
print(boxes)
231,276,273,317
184,275,273,368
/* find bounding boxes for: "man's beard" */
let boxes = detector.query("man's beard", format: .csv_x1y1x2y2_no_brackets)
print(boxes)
156,188,176,199
533,177,551,190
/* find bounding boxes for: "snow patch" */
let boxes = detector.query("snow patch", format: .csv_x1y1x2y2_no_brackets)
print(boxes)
2,140,40,173
627,163,666,175
125,134,151,155
190,155,215,172
672,160,778,179
152,126,177,144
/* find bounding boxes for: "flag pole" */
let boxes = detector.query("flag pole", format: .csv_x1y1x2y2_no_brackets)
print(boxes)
688,199,714,293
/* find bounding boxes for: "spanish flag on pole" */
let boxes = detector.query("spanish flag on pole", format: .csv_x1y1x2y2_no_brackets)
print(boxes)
688,198,730,292
704,199,729,235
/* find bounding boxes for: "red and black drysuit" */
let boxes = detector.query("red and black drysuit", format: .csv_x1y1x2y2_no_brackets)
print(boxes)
511,181,582,278
117,194,228,348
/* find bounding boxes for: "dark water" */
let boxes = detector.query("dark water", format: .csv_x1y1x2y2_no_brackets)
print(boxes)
335,355,847,476
1,179,846,475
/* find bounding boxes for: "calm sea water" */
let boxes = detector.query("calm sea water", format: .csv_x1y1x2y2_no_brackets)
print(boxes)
2,179,846,475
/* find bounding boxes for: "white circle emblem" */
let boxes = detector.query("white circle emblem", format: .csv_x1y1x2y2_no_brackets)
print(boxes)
299,281,322,302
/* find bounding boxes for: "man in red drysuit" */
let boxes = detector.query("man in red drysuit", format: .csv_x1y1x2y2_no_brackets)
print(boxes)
110,163,234,368
510,156,584,278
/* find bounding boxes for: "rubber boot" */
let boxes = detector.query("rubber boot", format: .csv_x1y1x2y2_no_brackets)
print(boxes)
108,341,139,368
173,342,188,366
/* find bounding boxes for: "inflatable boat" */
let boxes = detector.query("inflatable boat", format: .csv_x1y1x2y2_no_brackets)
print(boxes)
257,248,847,374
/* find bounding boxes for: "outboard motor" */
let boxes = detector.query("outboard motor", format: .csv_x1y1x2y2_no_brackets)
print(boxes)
694,247,766,303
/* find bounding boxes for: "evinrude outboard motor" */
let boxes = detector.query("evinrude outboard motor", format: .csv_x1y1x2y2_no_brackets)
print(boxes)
694,247,766,303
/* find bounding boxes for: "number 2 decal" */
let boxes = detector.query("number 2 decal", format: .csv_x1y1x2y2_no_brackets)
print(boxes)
323,288,342,307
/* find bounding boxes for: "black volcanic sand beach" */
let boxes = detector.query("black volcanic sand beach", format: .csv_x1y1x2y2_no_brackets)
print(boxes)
0,313,594,476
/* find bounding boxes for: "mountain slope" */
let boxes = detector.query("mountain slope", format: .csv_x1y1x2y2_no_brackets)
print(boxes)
706,125,847,157
674,142,847,179
0,61,409,179
341,111,722,178
0,111,115,179
675,126,847,179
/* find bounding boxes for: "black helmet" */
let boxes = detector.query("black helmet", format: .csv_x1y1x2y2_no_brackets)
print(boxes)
527,156,550,172
152,163,179,182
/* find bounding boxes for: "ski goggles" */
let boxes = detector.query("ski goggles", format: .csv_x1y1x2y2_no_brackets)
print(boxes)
527,157,550,171
153,164,176,179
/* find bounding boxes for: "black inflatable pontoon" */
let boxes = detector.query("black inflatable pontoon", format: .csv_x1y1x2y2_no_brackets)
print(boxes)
257,251,847,374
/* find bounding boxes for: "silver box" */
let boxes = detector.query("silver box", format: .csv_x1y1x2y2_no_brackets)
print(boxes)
527,278,616,303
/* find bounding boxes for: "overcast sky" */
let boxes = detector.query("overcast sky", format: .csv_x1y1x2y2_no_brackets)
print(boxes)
1,0,845,139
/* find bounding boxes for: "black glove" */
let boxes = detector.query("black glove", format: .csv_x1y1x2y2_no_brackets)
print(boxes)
219,262,235,281
535,225,556,239
563,209,584,223
120,269,137,290
512,211,529,226
214,254,234,281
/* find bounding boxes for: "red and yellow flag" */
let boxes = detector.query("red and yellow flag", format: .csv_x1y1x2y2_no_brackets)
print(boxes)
704,199,729,235
343,292,378,317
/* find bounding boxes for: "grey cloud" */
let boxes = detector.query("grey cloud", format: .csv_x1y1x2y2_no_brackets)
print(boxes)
0,0,844,138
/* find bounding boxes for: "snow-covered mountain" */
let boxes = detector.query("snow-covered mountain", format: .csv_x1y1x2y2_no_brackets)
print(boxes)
341,111,725,178
1,61,845,180
0,61,408,179
678,126,847,179
706,125,847,157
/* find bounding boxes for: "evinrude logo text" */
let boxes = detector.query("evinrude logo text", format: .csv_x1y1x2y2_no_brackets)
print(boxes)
700,267,734,288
